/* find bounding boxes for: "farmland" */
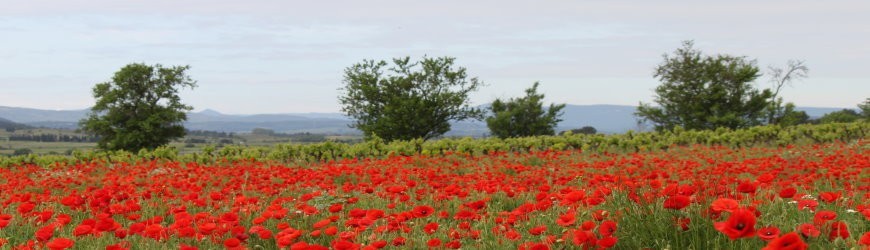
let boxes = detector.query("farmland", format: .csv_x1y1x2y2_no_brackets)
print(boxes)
1,131,869,249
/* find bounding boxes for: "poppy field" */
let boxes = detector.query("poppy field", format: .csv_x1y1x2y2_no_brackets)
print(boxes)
1,141,869,249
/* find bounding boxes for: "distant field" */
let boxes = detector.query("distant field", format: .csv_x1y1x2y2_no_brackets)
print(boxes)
0,128,361,156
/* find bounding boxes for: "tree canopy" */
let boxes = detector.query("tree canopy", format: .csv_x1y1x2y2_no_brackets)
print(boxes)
338,56,483,142
818,109,861,124
560,126,597,135
636,41,773,131
486,82,565,138
80,63,197,151
860,98,870,120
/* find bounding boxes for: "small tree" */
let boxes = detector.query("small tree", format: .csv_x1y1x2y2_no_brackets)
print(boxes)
560,126,597,135
80,63,197,151
773,103,810,126
766,60,809,125
636,41,773,131
339,56,483,142
486,82,565,138
13,148,33,156
818,109,861,124
859,98,870,120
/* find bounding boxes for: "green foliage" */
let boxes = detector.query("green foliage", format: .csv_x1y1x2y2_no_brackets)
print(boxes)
772,103,810,126
80,63,197,151
486,82,565,138
338,56,483,142
636,41,773,131
12,148,32,156
560,126,598,135
3,122,867,167
819,109,862,124
251,128,276,136
859,98,870,120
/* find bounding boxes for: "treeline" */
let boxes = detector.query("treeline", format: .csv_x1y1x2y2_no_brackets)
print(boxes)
8,134,99,143
251,128,328,143
186,130,236,138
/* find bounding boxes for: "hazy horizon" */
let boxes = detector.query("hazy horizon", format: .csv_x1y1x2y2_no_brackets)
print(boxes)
2,0,868,113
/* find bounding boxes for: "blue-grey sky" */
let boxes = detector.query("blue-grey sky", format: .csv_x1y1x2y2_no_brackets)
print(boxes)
1,0,868,114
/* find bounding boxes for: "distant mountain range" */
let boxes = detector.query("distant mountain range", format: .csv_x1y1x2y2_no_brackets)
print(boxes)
0,105,850,135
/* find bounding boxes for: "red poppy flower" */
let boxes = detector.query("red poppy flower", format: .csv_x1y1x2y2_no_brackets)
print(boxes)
796,200,818,211
663,195,691,210
571,230,596,247
529,225,547,236
46,238,74,250
813,210,837,225
710,198,739,213
223,238,241,248
598,220,617,237
106,242,130,250
0,214,10,229
556,212,576,227
591,210,609,221
597,236,617,249
412,206,435,218
392,237,406,246
445,240,462,249
17,202,36,215
464,200,487,210
35,224,56,242
519,242,550,250
427,238,442,247
505,230,522,240
859,232,870,246
423,222,439,234
675,217,691,231
328,203,343,213
73,224,93,237
778,187,796,199
257,230,273,239
454,210,479,220
797,223,820,238
313,219,331,229
818,192,840,203
332,240,359,250
714,209,756,240
757,226,780,241
761,232,807,250
736,181,757,194
828,221,849,241
179,244,199,250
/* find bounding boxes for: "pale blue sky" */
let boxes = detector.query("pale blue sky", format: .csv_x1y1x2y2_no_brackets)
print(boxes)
1,0,868,113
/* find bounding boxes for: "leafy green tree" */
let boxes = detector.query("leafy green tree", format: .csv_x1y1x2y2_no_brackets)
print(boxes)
560,126,597,135
12,148,32,156
339,56,483,142
818,109,861,124
80,63,197,151
859,98,870,120
636,41,773,131
486,82,565,138
773,103,810,126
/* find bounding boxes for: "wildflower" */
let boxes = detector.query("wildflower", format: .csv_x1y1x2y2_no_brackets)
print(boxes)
714,209,756,240
761,232,807,250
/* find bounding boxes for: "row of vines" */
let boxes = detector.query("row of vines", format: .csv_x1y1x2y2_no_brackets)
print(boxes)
2,122,867,167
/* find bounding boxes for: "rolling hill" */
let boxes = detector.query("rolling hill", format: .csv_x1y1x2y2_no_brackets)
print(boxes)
0,105,850,135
